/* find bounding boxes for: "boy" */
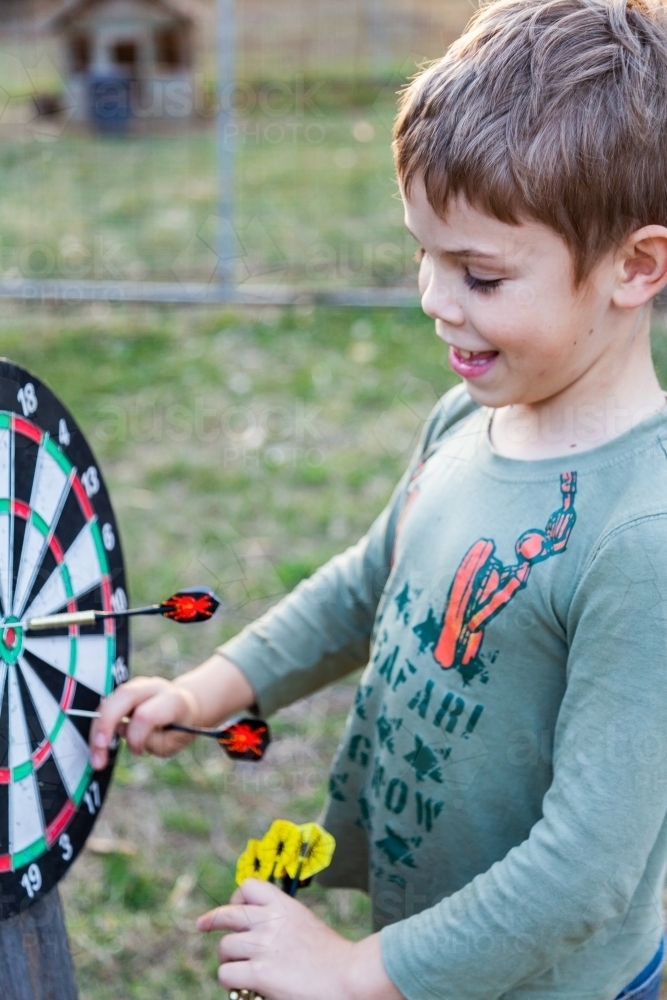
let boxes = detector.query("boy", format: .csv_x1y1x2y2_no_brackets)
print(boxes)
91,1,667,997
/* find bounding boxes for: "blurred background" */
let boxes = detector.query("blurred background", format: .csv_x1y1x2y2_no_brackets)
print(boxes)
2,3,667,998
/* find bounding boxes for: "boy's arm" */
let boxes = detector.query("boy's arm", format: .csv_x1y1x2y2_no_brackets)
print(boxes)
90,652,256,769
380,515,667,1000
219,385,478,718
90,384,478,765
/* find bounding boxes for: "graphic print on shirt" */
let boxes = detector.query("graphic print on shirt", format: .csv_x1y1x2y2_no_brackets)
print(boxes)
414,471,577,685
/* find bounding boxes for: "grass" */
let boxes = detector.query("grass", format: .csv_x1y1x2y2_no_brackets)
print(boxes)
0,92,412,288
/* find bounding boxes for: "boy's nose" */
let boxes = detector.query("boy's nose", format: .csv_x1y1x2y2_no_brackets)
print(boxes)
420,276,466,327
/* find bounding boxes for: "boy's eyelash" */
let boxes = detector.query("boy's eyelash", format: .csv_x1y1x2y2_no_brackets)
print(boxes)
413,250,502,294
464,270,502,294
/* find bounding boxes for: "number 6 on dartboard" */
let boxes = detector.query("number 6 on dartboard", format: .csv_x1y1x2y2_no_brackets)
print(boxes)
0,360,129,919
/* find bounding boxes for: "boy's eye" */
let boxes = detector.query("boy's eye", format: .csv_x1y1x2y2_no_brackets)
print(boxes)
464,270,502,294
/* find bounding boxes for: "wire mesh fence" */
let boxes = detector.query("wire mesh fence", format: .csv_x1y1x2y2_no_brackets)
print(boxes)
0,0,477,303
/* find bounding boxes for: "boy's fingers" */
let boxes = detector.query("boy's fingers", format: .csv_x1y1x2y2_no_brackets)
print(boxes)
231,878,285,906
89,678,176,768
218,931,258,962
197,904,254,933
217,960,257,991
123,691,188,754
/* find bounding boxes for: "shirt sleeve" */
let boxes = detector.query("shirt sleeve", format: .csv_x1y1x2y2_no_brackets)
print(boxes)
218,384,477,717
381,513,667,1000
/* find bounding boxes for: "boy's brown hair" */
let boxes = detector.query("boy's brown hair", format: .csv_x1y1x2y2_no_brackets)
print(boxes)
393,0,667,283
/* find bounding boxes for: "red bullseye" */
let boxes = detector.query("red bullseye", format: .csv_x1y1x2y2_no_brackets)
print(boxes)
4,628,16,648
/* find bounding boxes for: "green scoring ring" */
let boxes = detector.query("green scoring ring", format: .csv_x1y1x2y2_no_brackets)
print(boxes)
0,615,23,664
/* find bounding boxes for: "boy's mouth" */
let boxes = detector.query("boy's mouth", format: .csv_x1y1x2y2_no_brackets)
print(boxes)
449,346,499,379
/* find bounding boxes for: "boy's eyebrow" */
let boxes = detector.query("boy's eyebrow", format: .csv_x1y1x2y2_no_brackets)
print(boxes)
404,225,502,261
444,247,502,261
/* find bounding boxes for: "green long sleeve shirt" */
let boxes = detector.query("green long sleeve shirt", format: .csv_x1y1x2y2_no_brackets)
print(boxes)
220,385,667,999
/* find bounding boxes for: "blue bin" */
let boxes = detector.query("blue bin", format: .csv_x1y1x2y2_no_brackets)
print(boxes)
89,74,132,132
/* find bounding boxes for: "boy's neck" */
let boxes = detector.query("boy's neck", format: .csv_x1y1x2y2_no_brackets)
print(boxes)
489,315,666,461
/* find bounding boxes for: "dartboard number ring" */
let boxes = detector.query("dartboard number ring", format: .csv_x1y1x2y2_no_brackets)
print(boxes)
0,360,129,919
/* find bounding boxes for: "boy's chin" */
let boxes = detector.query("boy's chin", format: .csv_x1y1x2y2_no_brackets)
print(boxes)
458,378,516,409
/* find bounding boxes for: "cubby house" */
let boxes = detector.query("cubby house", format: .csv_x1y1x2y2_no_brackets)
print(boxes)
48,0,201,124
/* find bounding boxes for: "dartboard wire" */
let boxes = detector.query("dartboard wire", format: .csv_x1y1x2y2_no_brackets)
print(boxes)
20,527,116,701
0,417,112,867
22,520,106,630
18,656,92,848
8,662,47,869
13,436,76,621
6,417,79,621
0,660,9,874
23,634,111,699
0,421,16,620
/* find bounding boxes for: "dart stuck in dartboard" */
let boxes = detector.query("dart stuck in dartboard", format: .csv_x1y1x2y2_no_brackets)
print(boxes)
0,360,270,920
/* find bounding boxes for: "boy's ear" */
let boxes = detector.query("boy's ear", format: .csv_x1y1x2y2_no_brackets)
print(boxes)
612,225,667,309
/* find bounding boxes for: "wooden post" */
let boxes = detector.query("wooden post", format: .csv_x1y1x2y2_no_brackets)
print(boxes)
0,888,78,1000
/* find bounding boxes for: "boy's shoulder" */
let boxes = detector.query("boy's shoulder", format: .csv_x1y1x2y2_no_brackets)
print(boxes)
419,383,480,459
419,388,667,550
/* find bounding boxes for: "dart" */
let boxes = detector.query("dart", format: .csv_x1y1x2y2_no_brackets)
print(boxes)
65,711,271,762
12,587,220,632
229,820,336,1000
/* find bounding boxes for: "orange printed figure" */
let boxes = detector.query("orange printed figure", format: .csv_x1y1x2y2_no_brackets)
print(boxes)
433,472,577,675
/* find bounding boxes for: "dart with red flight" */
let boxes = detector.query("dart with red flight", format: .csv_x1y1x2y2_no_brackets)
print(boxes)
12,586,221,631
66,710,272,763
43,586,273,762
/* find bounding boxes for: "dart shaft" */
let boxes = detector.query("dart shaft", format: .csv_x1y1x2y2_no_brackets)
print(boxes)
65,710,221,738
20,605,162,631
67,710,132,723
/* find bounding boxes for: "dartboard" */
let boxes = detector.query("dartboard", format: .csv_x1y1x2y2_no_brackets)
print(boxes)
0,360,128,919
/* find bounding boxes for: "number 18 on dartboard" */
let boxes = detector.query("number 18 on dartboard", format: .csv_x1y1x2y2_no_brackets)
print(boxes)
0,360,129,918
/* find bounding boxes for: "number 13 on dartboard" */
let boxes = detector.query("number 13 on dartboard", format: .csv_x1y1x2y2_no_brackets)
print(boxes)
0,361,129,917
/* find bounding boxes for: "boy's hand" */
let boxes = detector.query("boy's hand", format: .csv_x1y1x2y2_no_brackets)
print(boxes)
89,676,198,770
197,879,404,1000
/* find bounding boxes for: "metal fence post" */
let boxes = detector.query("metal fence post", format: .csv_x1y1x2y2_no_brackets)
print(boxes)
217,0,237,287
365,0,390,79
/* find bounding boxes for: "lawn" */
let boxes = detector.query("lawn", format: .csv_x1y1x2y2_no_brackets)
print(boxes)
0,299,458,998
0,89,413,289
